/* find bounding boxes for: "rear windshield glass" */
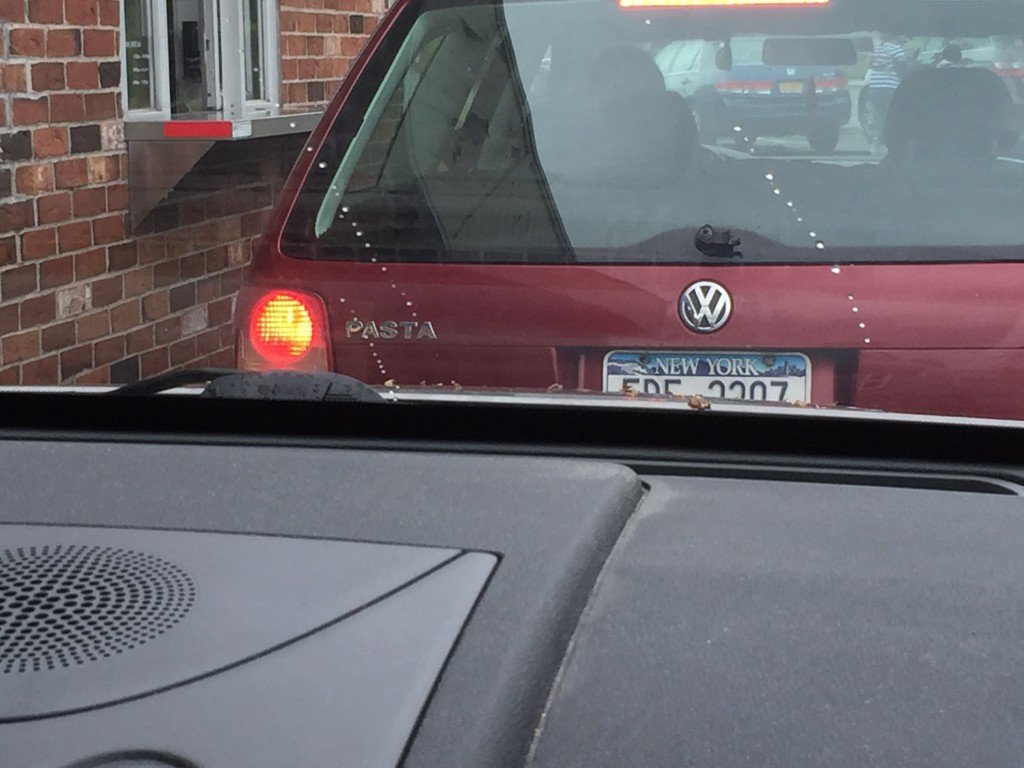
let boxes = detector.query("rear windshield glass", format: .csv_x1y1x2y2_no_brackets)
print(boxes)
282,0,1024,265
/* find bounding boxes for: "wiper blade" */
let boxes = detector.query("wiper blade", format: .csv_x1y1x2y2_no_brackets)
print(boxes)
115,370,384,402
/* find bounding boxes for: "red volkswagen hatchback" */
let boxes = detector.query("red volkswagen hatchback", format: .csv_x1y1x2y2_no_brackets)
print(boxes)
235,0,1024,420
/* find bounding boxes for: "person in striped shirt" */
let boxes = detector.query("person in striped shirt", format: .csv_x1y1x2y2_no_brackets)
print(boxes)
865,34,907,148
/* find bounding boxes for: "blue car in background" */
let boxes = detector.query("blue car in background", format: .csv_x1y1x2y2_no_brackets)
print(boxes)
655,37,853,153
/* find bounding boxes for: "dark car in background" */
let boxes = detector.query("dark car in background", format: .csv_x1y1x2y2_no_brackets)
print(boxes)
655,36,852,152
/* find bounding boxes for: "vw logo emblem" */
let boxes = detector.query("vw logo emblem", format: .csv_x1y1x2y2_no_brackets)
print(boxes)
786,67,797,76
680,280,732,334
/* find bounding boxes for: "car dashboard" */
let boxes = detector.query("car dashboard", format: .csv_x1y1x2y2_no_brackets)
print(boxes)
2,393,1024,768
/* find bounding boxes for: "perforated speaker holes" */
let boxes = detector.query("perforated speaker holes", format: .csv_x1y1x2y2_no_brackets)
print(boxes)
0,545,196,674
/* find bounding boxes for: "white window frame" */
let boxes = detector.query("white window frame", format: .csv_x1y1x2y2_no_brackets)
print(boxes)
120,0,280,121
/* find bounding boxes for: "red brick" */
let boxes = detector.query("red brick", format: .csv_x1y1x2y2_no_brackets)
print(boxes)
97,0,116,24
76,310,109,342
169,336,197,366
32,126,68,158
39,255,73,289
73,187,106,217
64,0,96,24
137,238,166,264
0,102,6,127
0,201,36,232
180,252,205,278
0,63,27,92
0,367,20,385
15,163,54,195
0,263,38,299
91,274,122,306
0,237,16,268
83,91,116,120
110,300,140,332
74,366,108,384
60,343,93,379
106,183,128,212
124,266,153,297
0,0,25,21
41,320,75,351
20,227,56,260
38,192,72,224
82,28,116,57
49,93,85,122
54,158,88,188
107,241,137,270
58,220,92,253
22,354,59,384
153,259,180,287
94,334,124,365
196,328,221,356
28,0,62,22
19,292,55,326
9,27,45,56
0,305,18,336
65,61,99,90
30,62,64,91
92,213,124,244
12,97,48,126
208,297,233,326
46,28,80,56
2,330,40,364
140,346,168,377
126,325,153,354
142,290,169,320
74,247,106,279
86,154,119,184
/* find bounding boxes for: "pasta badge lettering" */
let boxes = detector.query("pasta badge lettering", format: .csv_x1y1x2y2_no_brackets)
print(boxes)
345,319,437,340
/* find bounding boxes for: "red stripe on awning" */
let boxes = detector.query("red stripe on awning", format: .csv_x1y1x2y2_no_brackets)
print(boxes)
162,121,233,139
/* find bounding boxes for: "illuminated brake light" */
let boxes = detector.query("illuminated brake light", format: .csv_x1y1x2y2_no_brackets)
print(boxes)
620,0,827,8
814,75,848,93
240,290,330,371
715,80,774,95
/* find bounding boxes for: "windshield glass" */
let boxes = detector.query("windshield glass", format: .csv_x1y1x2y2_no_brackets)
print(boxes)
283,0,1024,263
3,0,1024,423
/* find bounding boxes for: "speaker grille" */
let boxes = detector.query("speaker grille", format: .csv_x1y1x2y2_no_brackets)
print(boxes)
0,545,196,674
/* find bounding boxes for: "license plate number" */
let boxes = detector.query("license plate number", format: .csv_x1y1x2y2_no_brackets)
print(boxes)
779,81,806,94
604,351,811,402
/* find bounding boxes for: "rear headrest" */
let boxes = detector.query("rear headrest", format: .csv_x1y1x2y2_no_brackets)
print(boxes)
885,67,1015,166
588,45,668,100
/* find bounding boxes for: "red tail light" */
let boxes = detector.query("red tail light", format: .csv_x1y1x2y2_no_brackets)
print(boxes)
814,75,848,93
714,80,774,95
995,62,1024,78
237,290,330,371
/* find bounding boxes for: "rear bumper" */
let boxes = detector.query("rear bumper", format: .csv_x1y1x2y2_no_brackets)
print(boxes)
708,94,852,135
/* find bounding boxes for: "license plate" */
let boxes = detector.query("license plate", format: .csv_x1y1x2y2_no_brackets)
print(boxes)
779,81,806,94
604,351,811,402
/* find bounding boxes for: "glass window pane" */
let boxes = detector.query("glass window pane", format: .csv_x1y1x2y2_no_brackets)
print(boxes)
124,0,155,110
244,0,264,100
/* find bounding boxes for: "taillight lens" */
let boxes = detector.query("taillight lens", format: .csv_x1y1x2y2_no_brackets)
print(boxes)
714,80,774,95
237,290,330,371
995,62,1024,78
814,75,848,94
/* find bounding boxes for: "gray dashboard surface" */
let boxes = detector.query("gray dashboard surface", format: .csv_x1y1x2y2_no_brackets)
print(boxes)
530,476,1024,768
0,440,643,768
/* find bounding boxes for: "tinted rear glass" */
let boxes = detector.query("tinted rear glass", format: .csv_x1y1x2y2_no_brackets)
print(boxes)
282,0,1024,265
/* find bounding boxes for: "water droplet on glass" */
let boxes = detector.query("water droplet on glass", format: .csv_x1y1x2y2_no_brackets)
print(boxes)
338,214,344,220
351,222,358,228
809,231,817,238
830,266,841,274
380,266,387,272
847,294,854,301
815,240,825,250
852,307,859,313
644,18,651,24
786,201,794,207
306,147,313,153
368,342,374,347
773,189,781,195
370,256,377,263
317,162,327,169
341,206,350,213
764,173,774,181
412,312,418,318
339,298,346,303
859,322,866,329
390,283,396,289
796,217,803,222
364,243,371,248
864,338,871,344
400,292,406,297
733,125,742,133
405,301,413,307
289,122,296,129
356,230,364,237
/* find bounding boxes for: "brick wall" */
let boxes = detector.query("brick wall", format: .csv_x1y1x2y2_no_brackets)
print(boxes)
1,0,384,385
279,0,386,112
